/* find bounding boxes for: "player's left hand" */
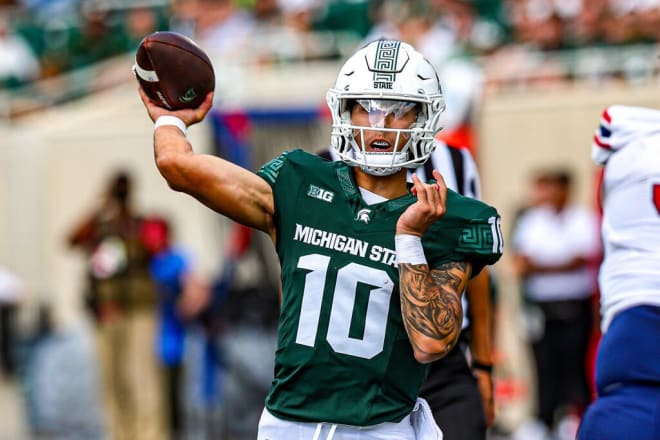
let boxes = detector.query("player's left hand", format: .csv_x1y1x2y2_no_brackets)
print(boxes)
396,169,447,237
138,86,213,127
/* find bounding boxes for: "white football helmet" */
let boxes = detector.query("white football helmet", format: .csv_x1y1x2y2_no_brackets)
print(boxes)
326,40,446,176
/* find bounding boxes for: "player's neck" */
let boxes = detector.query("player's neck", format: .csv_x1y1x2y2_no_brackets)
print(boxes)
353,168,408,200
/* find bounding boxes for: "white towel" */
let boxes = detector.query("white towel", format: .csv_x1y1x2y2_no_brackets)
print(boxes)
592,105,660,164
410,398,443,440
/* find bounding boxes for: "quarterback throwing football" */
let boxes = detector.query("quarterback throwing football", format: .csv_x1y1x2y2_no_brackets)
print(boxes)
139,40,503,439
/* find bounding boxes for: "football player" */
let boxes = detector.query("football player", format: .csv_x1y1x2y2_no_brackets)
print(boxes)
577,105,660,440
139,39,503,439
320,142,496,439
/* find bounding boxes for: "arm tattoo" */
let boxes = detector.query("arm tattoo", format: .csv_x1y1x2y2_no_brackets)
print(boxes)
399,261,471,355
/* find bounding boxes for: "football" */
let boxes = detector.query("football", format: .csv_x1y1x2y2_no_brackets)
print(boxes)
134,31,215,110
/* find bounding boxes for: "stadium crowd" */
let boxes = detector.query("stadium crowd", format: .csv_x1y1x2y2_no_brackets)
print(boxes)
2,0,660,91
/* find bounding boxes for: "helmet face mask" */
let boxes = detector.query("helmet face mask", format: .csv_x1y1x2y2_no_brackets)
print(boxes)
326,40,446,176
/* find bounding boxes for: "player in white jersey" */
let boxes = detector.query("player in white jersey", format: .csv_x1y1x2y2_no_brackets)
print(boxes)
577,105,660,440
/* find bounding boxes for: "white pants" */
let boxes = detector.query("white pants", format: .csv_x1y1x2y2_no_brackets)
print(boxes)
257,398,443,440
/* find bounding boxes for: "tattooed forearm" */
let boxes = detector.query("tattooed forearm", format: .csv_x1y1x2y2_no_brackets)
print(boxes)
399,261,471,360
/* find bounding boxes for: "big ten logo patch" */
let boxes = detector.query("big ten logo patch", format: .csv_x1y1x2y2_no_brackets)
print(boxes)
307,185,335,202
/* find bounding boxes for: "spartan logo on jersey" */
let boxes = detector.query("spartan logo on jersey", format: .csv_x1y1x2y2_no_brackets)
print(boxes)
355,208,372,224
307,184,335,202
372,40,400,89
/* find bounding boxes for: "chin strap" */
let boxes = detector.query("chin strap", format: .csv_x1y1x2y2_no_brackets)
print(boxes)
353,150,406,176
359,164,402,176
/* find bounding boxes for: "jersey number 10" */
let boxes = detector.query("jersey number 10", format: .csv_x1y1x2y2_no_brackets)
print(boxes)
295,253,394,360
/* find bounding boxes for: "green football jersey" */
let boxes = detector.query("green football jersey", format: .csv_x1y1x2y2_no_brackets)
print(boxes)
257,149,503,426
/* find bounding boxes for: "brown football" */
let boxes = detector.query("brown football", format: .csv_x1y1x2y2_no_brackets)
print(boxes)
134,31,215,110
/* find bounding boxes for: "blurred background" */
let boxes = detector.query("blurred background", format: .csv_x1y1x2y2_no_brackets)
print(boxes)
1,0,659,439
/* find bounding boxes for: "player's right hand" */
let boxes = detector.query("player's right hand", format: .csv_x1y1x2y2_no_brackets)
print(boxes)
396,169,447,237
138,86,213,127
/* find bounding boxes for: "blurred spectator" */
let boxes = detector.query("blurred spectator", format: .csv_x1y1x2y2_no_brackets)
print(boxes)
310,0,371,56
511,169,601,440
421,0,477,61
253,0,281,25
479,0,660,89
274,0,327,61
208,225,279,440
143,215,213,440
178,285,224,440
247,0,285,64
0,265,24,378
365,0,474,56
194,0,255,59
4,0,658,96
248,0,346,63
23,310,106,439
67,170,165,440
143,216,186,439
601,0,645,45
362,1,418,45
64,7,126,70
0,10,40,89
30,5,125,77
7,2,166,83
120,5,163,50
511,165,560,225
502,0,660,49
506,0,566,50
570,0,604,45
18,0,79,25
169,0,201,37
312,0,371,38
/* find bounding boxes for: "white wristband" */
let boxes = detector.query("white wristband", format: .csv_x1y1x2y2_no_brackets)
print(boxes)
395,234,427,265
155,115,187,136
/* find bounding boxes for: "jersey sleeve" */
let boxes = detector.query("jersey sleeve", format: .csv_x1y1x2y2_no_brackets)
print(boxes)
256,149,301,234
423,198,503,277
454,205,503,275
257,149,295,189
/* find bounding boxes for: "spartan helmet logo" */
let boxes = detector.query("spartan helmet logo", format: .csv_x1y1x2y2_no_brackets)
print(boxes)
356,208,372,224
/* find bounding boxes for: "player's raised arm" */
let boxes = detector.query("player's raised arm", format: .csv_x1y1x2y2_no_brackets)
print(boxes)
396,170,468,363
399,260,470,363
139,88,275,236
